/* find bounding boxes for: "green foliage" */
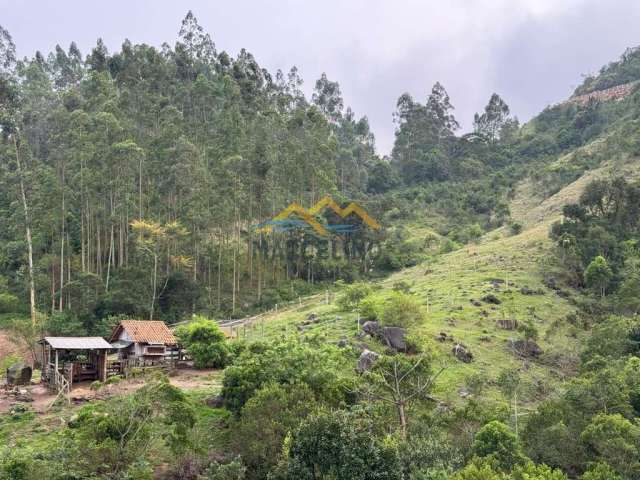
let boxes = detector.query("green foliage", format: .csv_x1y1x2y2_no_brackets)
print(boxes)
510,462,567,480
284,408,401,480
202,458,247,480
221,338,349,415
231,383,317,478
580,413,640,479
0,293,19,314
518,319,539,342
359,293,385,320
379,291,426,328
584,256,613,297
581,462,623,480
175,317,230,368
472,421,528,471
336,282,374,311
551,177,640,295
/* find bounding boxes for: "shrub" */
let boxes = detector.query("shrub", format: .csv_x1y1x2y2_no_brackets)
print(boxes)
285,409,401,480
221,339,349,415
231,383,317,478
0,293,19,314
175,317,230,369
472,421,528,471
509,222,523,236
380,292,426,328
336,282,373,311
359,294,385,321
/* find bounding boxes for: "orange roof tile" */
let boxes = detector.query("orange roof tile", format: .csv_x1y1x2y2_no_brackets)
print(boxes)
110,320,177,345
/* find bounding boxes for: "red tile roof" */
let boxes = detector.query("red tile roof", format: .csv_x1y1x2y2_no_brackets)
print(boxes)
110,320,177,345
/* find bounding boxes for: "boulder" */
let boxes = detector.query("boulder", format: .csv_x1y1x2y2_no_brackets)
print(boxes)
336,337,349,348
509,339,542,358
356,349,380,373
6,363,32,386
520,286,543,295
206,395,224,408
452,344,473,363
381,327,407,352
470,299,482,307
307,312,319,323
362,321,381,336
482,294,501,305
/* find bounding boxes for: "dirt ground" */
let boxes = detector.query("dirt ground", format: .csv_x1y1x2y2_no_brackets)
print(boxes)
0,367,220,414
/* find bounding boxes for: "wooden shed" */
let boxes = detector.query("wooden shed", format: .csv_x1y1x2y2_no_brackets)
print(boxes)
39,336,112,390
109,320,179,366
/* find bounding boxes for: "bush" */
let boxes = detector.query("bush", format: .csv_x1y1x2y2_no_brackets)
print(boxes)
336,282,373,311
231,383,317,478
0,293,19,314
285,409,401,480
359,294,385,321
221,339,349,415
509,222,523,236
472,421,528,471
175,317,230,369
380,292,426,328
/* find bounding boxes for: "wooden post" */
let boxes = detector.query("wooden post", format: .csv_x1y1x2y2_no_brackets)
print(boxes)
53,350,58,385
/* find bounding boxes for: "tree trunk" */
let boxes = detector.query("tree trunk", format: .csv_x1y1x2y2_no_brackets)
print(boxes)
13,135,37,326
59,158,65,311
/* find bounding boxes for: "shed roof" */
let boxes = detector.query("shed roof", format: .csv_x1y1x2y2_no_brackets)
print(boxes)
41,337,112,350
110,320,177,345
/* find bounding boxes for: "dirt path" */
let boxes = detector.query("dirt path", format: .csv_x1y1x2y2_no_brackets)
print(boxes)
0,368,220,414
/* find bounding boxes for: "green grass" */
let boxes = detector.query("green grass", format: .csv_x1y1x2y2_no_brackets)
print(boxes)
245,222,581,412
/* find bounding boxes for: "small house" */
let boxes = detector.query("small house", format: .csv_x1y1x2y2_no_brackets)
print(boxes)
109,320,179,366
39,336,112,389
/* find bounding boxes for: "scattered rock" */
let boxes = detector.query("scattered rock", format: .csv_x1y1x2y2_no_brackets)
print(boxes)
452,343,473,363
336,337,349,348
496,319,518,330
509,339,543,358
307,312,319,323
435,332,449,342
543,277,559,291
357,349,380,373
470,299,482,307
362,321,381,336
459,387,471,398
381,327,407,352
482,294,501,305
205,395,224,408
479,335,491,342
520,286,544,295
6,363,32,386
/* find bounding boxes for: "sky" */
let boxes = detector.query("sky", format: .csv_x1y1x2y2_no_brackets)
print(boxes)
3,0,640,155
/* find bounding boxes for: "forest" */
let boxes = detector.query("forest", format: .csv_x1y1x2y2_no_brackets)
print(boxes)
2,10,640,480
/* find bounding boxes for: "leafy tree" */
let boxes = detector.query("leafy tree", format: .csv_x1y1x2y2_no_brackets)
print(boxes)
472,421,528,472
581,462,623,480
510,462,567,480
580,413,640,479
379,291,426,328
221,339,348,415
312,73,343,123
175,317,230,368
231,383,317,478
584,256,613,297
473,94,516,143
284,409,401,480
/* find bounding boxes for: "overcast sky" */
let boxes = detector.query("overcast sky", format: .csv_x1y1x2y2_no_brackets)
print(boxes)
3,0,640,154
